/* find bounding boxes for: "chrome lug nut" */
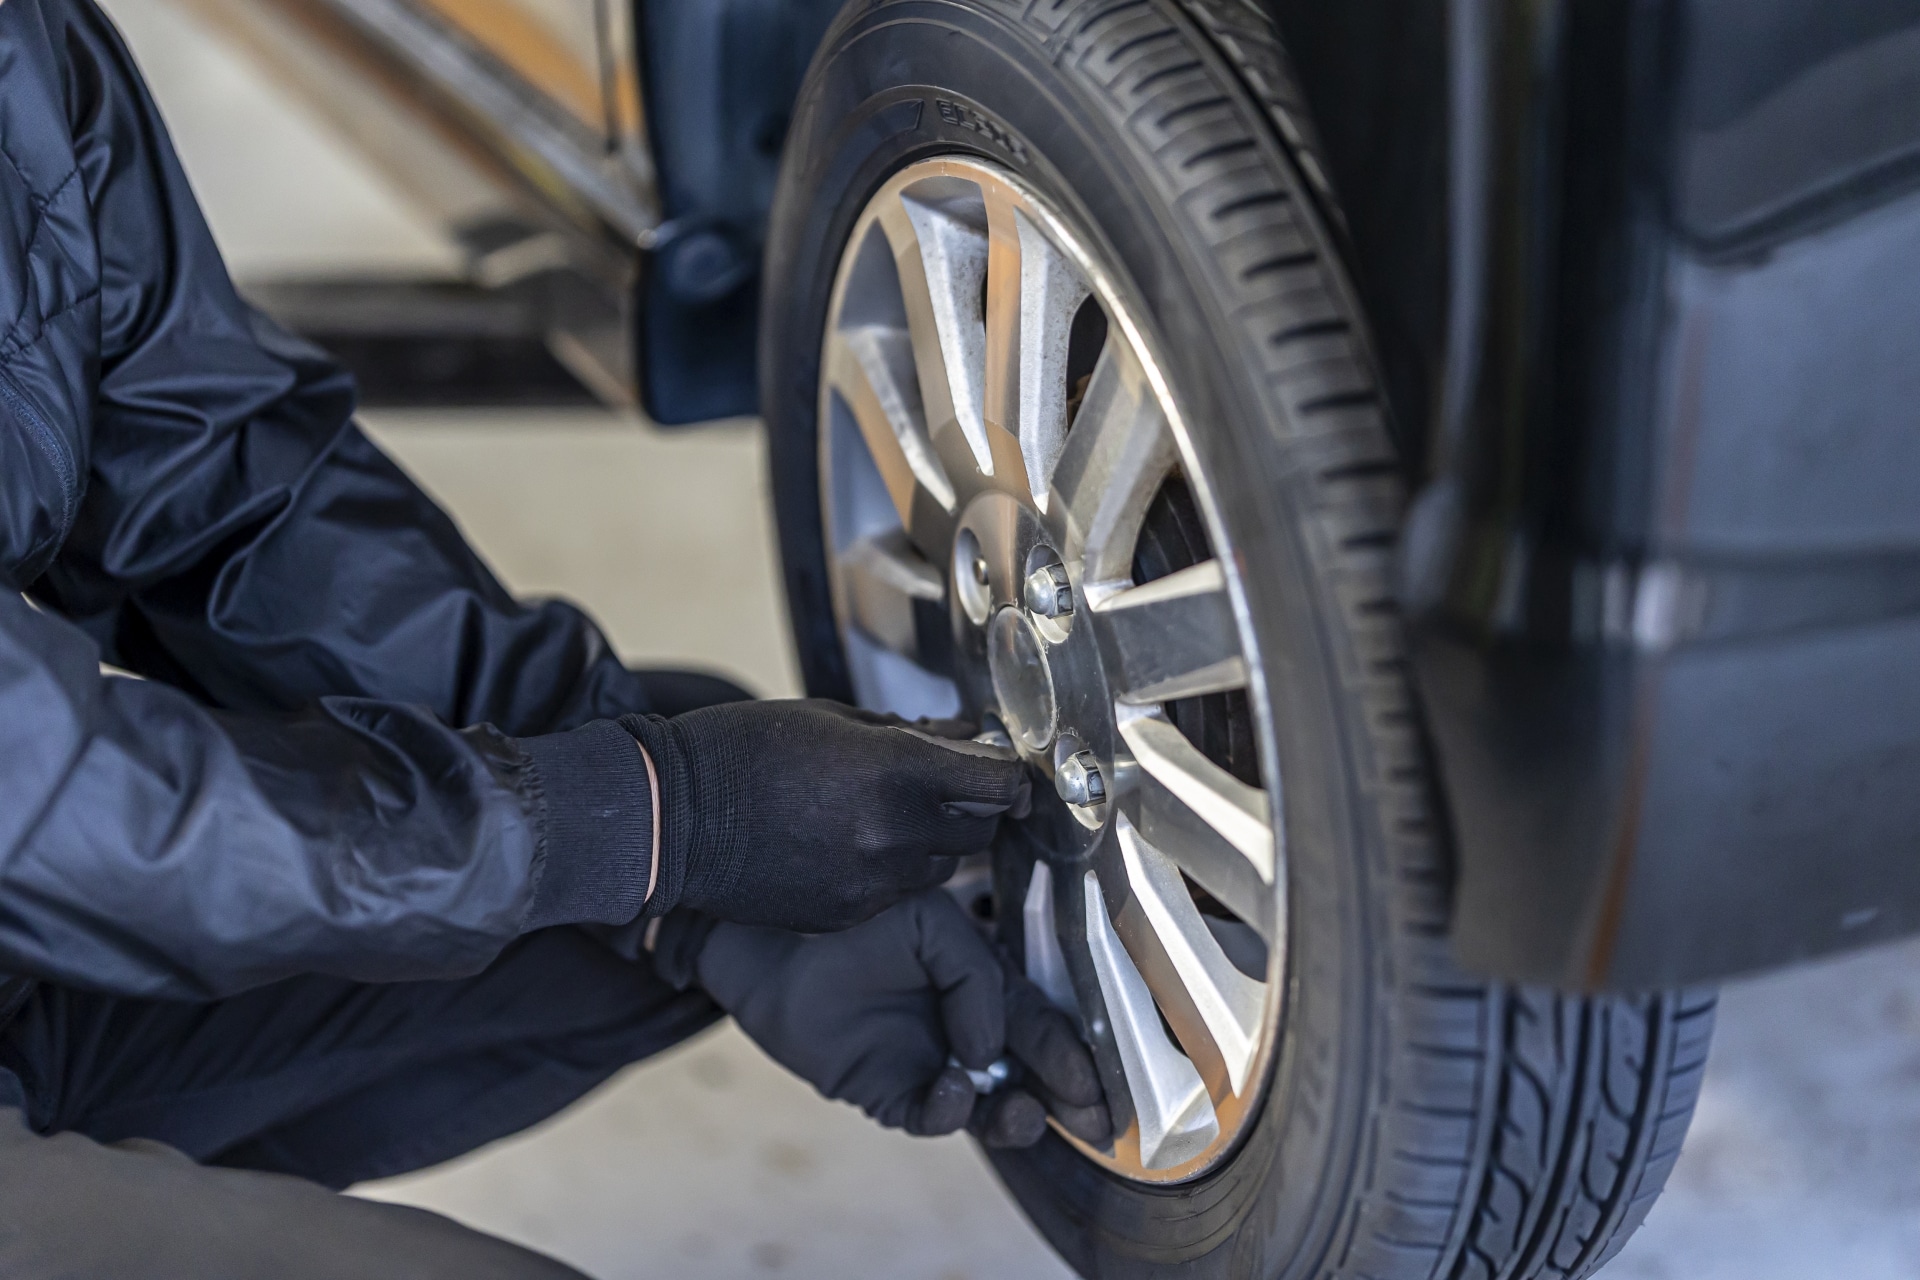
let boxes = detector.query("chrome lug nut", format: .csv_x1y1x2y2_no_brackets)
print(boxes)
1055,751,1106,808
1023,562,1073,618
972,556,991,588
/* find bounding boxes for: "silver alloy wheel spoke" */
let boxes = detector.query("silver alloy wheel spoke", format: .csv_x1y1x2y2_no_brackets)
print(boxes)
1118,712,1277,886
1022,861,1079,1013
1112,815,1267,1097
1045,342,1176,585
823,324,956,543
1127,769,1278,943
984,187,1091,509
876,192,994,480
1093,559,1249,704
1083,869,1219,1171
836,529,945,664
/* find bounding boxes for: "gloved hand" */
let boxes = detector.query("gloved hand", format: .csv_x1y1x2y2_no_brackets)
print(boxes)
619,701,1028,931
655,890,1109,1146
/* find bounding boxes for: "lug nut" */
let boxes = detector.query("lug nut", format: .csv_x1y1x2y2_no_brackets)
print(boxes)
972,556,991,588
1055,751,1106,808
1023,562,1073,618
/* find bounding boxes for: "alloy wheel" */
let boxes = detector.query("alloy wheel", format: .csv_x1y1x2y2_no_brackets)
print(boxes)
817,156,1284,1181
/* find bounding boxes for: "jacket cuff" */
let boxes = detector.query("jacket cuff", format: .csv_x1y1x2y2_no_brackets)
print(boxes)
519,720,653,930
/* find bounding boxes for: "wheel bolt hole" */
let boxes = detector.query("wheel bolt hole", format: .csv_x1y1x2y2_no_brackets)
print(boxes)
954,527,992,626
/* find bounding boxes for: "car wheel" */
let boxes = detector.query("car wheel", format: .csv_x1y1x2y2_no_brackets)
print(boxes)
759,1,1715,1275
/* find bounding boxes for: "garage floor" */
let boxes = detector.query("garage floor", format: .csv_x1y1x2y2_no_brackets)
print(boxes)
99,3,1920,1276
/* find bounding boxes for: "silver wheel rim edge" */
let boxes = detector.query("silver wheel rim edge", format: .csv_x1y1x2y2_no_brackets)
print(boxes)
815,155,1287,1183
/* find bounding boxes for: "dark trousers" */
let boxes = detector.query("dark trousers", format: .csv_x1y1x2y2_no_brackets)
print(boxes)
0,927,719,1277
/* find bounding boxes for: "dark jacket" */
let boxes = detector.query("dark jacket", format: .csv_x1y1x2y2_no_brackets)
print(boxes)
0,0,692,1001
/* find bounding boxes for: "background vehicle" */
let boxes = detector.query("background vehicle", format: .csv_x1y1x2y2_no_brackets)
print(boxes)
192,0,1920,1275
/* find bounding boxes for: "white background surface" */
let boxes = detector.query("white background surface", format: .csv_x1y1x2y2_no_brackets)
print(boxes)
99,3,1920,1276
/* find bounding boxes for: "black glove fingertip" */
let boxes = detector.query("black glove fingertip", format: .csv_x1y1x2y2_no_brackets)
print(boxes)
1038,1030,1104,1108
973,1091,1048,1149
1048,1098,1112,1145
1007,982,1105,1108
908,1065,978,1137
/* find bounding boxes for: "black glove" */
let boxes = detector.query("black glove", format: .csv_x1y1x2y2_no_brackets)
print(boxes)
620,701,1029,931
657,891,1109,1146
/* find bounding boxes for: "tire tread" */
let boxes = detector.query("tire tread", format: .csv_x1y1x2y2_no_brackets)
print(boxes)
1008,1,1715,1276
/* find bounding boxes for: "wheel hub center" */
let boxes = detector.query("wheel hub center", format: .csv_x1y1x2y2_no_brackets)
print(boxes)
987,606,1058,751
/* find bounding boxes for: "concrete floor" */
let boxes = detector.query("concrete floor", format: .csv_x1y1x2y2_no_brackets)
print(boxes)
98,3,1920,1276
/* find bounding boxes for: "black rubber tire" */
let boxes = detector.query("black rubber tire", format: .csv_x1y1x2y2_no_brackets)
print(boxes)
758,2,1716,1277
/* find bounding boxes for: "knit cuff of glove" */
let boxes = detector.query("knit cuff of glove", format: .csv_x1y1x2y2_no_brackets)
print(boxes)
519,720,655,930
618,713,710,917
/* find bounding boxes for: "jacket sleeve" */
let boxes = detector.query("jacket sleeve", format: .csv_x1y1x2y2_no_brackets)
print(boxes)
0,0,655,999
0,591,654,999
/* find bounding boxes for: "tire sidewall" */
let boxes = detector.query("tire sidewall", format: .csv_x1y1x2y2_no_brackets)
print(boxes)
760,3,1390,1274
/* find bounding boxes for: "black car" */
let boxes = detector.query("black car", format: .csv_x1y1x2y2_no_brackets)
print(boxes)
185,0,1920,1274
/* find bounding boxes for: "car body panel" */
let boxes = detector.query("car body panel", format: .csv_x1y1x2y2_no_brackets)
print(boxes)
1269,0,1920,989
181,0,654,402
411,0,615,135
